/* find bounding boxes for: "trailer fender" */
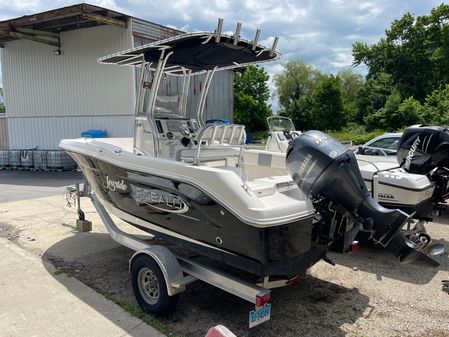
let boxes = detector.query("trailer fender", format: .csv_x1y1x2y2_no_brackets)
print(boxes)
129,245,185,296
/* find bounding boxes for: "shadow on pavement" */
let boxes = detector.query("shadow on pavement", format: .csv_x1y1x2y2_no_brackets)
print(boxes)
330,219,449,285
43,232,370,337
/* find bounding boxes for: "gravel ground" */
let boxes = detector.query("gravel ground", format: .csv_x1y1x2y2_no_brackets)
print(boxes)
1,172,449,337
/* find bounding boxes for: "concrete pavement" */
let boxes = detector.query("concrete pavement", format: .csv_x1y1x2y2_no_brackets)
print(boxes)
0,237,165,337
0,171,83,203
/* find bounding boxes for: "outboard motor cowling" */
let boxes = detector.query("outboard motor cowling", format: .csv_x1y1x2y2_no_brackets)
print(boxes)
397,125,449,206
397,125,449,175
286,130,438,266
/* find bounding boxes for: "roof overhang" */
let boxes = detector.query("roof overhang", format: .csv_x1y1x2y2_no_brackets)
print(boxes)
0,3,128,48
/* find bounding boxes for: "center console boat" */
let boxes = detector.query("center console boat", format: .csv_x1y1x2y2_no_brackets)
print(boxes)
60,21,438,320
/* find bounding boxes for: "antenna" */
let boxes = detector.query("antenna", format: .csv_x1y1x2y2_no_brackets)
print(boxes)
269,37,279,57
215,18,224,43
233,22,242,45
251,29,261,51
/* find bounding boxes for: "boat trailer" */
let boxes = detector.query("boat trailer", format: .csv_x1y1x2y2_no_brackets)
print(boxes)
69,180,299,328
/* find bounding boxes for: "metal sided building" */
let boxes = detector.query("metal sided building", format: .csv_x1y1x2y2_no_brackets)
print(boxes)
0,3,233,150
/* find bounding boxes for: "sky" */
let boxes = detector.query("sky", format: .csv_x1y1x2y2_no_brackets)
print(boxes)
0,0,444,109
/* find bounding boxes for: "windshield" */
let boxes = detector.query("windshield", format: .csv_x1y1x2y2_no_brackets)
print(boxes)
268,117,296,133
154,75,184,118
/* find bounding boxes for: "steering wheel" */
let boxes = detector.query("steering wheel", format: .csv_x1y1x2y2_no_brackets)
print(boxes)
290,131,301,139
283,130,292,140
179,125,193,138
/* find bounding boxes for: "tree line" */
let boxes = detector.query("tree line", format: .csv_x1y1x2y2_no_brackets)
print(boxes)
234,4,449,134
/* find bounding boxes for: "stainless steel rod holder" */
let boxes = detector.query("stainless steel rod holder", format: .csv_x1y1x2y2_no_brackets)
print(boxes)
215,18,224,42
233,22,242,45
269,37,279,57
251,29,261,51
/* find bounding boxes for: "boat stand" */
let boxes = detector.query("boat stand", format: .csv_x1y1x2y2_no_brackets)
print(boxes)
75,179,273,328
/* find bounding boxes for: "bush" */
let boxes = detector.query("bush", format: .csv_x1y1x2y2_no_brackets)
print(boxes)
251,130,269,141
422,85,449,125
327,124,385,145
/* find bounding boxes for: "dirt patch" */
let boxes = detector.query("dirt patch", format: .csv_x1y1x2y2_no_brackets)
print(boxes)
0,222,21,245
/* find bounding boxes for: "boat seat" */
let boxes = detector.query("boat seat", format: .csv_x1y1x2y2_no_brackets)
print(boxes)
243,149,286,169
180,147,241,162
180,124,246,165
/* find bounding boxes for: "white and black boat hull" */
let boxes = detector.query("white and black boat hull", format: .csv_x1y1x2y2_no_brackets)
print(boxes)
68,151,325,278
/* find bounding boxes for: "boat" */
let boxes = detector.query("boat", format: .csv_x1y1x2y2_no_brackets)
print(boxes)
261,116,449,250
360,125,449,217
265,116,301,152
264,116,449,222
360,124,449,249
60,24,437,284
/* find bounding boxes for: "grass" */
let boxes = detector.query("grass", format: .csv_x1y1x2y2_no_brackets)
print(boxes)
53,267,179,336
54,267,75,277
327,128,385,145
98,290,182,337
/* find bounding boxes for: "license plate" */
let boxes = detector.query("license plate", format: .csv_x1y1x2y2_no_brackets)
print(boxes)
249,303,271,328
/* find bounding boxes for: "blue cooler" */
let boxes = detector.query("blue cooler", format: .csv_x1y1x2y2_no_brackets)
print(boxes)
245,132,253,144
205,118,231,125
81,130,108,138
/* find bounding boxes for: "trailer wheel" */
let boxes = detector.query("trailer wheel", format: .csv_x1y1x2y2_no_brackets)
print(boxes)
131,255,179,315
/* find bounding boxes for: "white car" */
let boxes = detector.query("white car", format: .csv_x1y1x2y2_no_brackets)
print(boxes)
356,133,402,157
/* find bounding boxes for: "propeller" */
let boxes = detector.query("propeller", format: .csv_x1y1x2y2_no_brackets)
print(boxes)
387,232,440,268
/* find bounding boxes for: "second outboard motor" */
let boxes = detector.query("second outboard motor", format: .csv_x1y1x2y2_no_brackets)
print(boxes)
397,125,449,174
397,125,449,205
286,130,438,266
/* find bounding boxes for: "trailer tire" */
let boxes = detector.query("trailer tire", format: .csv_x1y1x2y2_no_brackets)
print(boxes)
131,254,179,315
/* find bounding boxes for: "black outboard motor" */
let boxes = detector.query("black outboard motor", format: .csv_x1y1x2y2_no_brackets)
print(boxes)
286,130,438,266
397,125,449,204
398,125,449,174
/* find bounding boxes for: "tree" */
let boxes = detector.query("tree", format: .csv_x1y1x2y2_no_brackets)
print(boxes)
421,84,449,125
285,95,314,131
310,75,345,130
353,4,449,102
274,61,323,130
233,66,271,132
355,72,394,126
274,61,323,109
274,61,350,131
337,69,364,123
397,97,424,126
338,69,364,103
365,90,427,131
364,89,401,130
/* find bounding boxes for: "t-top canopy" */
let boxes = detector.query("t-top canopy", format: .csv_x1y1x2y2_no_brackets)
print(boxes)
98,30,280,74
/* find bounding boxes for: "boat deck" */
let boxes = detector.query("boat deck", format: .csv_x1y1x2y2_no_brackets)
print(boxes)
93,137,134,153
